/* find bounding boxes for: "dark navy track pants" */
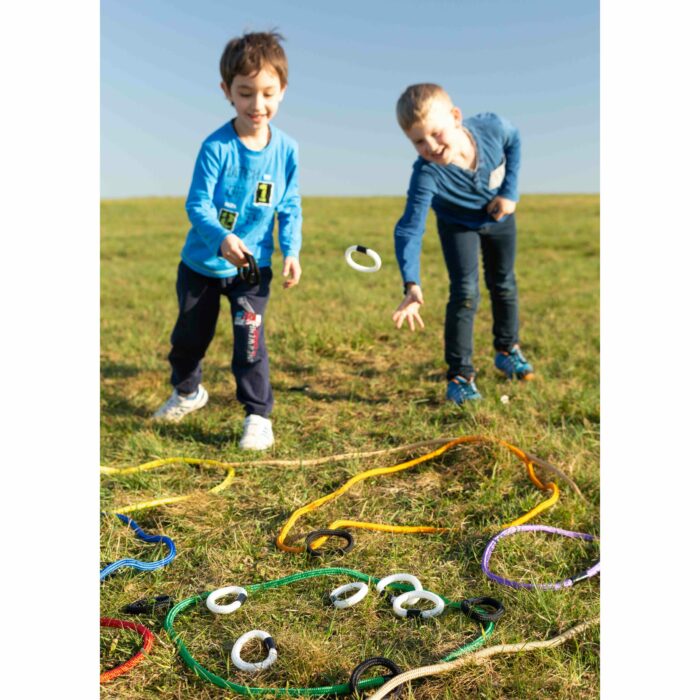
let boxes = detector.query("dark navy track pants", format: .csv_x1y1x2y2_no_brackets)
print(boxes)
167,262,273,417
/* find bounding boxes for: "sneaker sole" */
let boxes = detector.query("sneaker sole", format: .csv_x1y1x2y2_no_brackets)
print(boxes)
239,440,274,451
446,396,482,405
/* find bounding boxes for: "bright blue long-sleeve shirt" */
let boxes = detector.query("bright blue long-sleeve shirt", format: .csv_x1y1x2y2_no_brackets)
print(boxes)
181,121,302,278
394,112,521,286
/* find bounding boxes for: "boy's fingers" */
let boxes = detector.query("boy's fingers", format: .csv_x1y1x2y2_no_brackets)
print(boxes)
415,313,425,329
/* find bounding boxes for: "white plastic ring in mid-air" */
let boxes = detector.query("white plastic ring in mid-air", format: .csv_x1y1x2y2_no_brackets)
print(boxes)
206,585,248,614
375,573,423,605
392,590,445,619
345,245,382,273
329,582,369,609
231,629,278,673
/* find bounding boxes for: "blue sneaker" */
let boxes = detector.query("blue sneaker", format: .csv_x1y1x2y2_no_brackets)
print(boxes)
446,375,482,404
495,345,534,380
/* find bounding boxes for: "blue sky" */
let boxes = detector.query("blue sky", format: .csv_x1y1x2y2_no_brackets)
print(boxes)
101,0,599,198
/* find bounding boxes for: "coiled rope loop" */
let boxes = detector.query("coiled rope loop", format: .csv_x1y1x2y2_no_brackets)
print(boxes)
460,597,505,624
349,658,403,699
100,617,155,683
304,529,355,556
481,524,600,590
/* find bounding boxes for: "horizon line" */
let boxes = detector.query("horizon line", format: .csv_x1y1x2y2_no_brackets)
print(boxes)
101,191,600,203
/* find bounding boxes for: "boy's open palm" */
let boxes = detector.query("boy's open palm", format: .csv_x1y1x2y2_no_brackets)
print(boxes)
220,233,251,267
392,285,425,331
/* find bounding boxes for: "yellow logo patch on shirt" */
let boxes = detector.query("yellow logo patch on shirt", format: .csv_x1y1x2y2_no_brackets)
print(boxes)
254,181,274,206
219,207,238,231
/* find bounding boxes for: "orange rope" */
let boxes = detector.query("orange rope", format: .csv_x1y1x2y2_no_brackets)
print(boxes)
276,435,559,553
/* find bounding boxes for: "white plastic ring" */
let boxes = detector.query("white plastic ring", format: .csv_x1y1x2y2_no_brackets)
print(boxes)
392,590,445,619
231,629,278,673
344,245,382,273
376,573,423,605
329,582,369,609
206,586,248,614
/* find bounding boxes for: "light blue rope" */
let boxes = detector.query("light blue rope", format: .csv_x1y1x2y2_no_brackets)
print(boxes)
100,513,176,580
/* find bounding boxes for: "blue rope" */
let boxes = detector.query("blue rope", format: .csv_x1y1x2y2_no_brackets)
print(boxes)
100,513,176,580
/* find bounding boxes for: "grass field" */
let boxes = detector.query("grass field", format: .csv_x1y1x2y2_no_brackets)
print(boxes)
100,195,599,699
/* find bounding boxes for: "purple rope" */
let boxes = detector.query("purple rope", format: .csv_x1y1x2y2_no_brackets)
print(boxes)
481,524,600,590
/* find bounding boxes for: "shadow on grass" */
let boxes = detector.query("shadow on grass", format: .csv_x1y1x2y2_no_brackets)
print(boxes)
101,359,142,379
150,422,236,447
273,385,392,405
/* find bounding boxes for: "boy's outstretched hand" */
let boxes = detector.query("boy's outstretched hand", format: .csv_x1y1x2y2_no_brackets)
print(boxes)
282,256,302,288
220,233,251,266
487,196,516,221
392,284,425,331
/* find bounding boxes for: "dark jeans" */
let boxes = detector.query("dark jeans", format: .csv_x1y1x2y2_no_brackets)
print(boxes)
437,215,519,379
168,262,274,417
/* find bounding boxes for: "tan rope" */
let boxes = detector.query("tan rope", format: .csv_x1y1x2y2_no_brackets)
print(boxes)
366,617,600,700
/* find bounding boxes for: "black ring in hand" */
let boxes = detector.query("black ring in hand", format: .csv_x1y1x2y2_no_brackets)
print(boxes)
304,529,355,557
348,656,404,698
240,252,260,285
460,596,505,624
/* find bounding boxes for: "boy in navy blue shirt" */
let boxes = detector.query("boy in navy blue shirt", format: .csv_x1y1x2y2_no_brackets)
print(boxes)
392,83,534,403
153,32,302,449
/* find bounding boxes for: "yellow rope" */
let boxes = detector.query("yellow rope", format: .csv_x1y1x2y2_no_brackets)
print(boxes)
275,435,560,553
100,440,469,514
101,437,563,521
101,458,237,514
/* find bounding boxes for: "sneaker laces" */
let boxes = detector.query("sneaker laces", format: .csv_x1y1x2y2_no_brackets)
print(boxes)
453,376,478,399
510,347,529,371
160,390,198,418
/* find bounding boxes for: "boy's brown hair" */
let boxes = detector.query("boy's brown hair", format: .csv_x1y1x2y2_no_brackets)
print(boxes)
220,31,288,88
396,83,453,131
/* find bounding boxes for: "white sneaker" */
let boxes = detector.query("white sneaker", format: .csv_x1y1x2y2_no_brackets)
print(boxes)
239,414,274,450
152,385,209,422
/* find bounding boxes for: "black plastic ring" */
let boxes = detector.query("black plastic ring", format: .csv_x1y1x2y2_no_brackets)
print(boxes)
304,529,355,557
348,656,404,698
460,596,505,624
240,252,260,285
122,594,175,615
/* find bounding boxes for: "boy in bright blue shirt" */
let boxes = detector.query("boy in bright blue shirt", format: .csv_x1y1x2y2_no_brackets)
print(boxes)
392,84,534,403
153,32,302,449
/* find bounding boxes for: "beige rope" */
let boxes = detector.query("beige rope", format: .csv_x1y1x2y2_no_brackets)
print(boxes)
366,617,600,700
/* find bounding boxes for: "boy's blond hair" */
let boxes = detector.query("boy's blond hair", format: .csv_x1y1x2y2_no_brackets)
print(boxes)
396,83,453,131
220,31,288,89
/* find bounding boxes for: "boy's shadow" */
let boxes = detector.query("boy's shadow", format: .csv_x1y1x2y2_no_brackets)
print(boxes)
100,360,141,380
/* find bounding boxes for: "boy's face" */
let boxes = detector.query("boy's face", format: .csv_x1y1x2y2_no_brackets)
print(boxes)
221,66,286,135
404,100,464,165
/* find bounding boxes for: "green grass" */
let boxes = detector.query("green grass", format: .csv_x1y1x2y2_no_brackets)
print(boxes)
100,195,599,699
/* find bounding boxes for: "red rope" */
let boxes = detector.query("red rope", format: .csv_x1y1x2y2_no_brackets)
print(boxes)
100,617,155,683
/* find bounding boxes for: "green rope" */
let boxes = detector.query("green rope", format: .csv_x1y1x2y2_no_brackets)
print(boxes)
163,567,495,697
